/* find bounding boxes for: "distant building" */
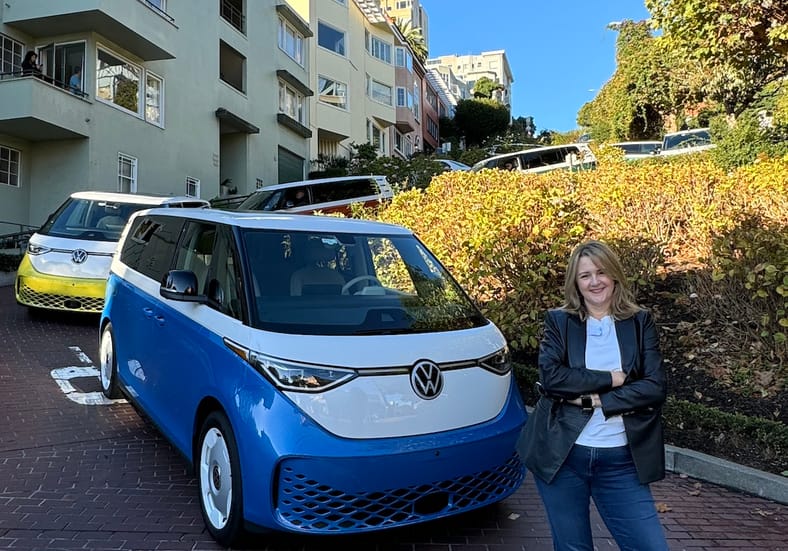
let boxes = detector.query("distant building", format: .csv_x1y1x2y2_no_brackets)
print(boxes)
379,0,429,51
426,50,514,109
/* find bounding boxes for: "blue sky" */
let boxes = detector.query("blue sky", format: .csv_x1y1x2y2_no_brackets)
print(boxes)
421,0,652,133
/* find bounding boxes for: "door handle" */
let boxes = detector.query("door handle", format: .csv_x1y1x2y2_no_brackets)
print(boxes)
154,315,165,326
143,307,154,318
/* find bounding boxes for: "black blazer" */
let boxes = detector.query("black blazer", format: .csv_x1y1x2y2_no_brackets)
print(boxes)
522,308,667,484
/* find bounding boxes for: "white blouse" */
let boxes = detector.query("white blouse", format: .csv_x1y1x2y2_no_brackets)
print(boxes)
575,315,628,448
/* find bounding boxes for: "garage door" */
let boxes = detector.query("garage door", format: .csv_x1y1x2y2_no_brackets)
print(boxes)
278,147,305,184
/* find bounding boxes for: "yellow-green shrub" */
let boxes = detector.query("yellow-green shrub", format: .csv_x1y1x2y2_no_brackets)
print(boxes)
376,169,587,350
575,156,727,262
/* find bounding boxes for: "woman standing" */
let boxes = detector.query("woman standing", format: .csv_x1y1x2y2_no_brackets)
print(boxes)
21,51,42,77
523,240,669,551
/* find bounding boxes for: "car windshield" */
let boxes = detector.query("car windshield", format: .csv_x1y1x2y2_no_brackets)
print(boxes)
663,130,711,150
38,198,153,242
241,229,488,335
238,189,288,211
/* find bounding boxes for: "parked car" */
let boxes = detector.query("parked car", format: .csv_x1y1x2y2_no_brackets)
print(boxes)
658,128,715,156
436,159,471,171
99,208,527,546
609,140,662,160
15,191,209,314
236,175,393,215
470,143,597,174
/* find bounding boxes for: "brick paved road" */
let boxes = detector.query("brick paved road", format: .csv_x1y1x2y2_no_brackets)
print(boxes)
0,285,785,551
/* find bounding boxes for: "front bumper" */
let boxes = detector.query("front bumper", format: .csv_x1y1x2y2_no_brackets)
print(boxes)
15,255,106,313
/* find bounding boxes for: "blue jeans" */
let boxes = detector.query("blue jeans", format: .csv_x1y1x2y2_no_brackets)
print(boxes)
534,444,669,551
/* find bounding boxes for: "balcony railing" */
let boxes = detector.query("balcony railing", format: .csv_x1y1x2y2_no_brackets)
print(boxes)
0,71,89,99
138,0,176,24
221,0,245,33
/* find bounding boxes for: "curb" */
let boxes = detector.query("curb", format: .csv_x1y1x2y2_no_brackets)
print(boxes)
665,444,788,505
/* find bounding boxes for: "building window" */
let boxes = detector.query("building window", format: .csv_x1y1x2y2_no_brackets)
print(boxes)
318,21,345,56
0,33,23,74
427,117,439,140
0,145,20,188
97,47,164,125
395,47,412,71
396,87,413,108
278,17,304,65
366,119,387,155
220,0,245,33
367,76,392,106
368,35,392,64
118,153,137,193
279,81,306,124
145,72,163,125
413,80,421,121
318,76,348,110
186,176,200,198
394,132,411,156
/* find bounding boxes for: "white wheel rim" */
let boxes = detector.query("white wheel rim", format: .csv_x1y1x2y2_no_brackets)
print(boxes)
99,329,113,392
200,427,232,530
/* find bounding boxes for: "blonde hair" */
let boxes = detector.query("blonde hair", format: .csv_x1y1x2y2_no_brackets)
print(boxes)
562,240,641,320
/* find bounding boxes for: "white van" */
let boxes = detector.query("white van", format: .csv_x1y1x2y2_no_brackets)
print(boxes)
237,175,394,215
15,191,209,313
470,143,597,174
100,208,527,546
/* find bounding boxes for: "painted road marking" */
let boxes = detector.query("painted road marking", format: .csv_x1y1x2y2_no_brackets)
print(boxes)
50,346,126,405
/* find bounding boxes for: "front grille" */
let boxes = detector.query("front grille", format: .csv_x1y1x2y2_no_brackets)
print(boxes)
276,452,524,533
16,281,104,313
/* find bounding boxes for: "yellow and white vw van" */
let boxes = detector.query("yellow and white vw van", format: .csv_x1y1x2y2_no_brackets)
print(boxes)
15,191,208,313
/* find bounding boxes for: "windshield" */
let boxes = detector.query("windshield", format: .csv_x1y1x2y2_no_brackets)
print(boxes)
38,198,154,242
663,130,711,150
241,229,488,335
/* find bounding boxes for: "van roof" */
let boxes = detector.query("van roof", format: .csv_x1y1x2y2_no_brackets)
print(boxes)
70,191,209,206
475,143,590,164
137,207,413,235
250,175,388,193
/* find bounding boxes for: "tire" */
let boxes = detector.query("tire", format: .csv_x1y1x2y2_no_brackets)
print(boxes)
197,411,245,547
99,323,122,399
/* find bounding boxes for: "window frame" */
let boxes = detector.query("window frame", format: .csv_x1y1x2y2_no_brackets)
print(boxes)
278,80,306,124
278,16,305,66
0,33,24,75
318,75,348,110
96,45,164,126
186,176,200,198
0,144,21,188
118,152,138,193
317,21,346,57
367,76,392,106
368,35,392,64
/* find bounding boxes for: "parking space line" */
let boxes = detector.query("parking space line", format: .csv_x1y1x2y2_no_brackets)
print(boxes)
50,346,127,406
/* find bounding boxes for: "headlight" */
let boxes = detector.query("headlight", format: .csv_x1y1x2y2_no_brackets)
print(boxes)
27,243,51,255
250,352,357,392
480,346,511,375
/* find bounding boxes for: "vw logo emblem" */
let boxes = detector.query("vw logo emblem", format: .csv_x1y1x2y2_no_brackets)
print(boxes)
71,249,88,264
410,360,443,400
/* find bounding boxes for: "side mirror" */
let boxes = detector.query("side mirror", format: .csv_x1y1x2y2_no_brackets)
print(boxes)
160,270,206,303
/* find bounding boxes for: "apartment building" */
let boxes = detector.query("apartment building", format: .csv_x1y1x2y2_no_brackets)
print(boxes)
427,50,514,109
292,0,397,163
0,0,313,229
380,0,429,51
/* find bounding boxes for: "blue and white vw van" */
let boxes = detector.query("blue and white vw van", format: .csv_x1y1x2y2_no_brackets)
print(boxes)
100,208,526,546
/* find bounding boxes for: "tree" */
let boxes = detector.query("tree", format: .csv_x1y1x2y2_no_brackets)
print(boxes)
393,18,427,63
472,76,503,100
452,99,510,147
646,0,788,116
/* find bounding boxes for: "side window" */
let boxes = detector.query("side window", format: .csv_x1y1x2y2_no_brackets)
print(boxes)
174,222,216,295
312,179,375,203
122,215,184,282
206,226,243,320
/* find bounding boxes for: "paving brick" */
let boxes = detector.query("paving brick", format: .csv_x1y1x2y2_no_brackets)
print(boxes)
1,286,787,550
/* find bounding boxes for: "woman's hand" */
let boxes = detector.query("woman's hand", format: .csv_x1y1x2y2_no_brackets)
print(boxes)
611,370,626,388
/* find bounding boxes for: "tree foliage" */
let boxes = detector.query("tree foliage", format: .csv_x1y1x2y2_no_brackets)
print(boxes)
452,98,510,147
472,76,503,99
646,0,788,116
393,18,428,62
